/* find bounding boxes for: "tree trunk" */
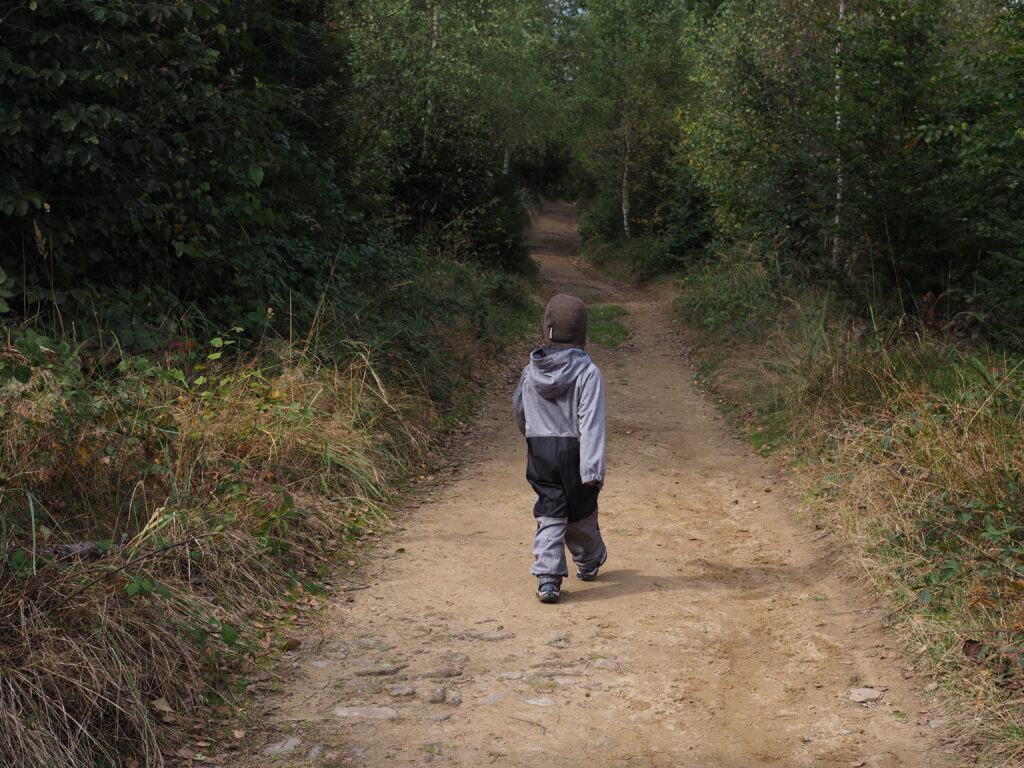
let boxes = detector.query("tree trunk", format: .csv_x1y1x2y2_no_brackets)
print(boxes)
421,2,440,162
622,123,632,239
832,0,846,271
502,146,511,176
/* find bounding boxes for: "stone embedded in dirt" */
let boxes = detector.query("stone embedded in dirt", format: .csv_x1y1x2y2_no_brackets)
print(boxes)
352,748,369,760
531,657,576,668
419,686,447,704
311,660,330,669
441,651,470,665
523,697,555,707
482,691,511,705
593,659,620,671
430,713,452,722
354,637,382,649
472,630,515,641
533,668,582,677
546,632,571,645
849,687,884,703
333,706,399,719
417,667,461,679
262,737,302,756
389,684,415,697
498,671,523,680
343,679,383,695
449,695,462,706
306,745,324,760
355,664,406,676
924,682,939,692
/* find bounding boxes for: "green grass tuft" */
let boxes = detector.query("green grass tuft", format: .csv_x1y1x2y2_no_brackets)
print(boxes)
589,305,629,348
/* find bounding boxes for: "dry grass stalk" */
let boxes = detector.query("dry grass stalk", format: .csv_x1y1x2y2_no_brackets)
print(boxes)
0,343,438,767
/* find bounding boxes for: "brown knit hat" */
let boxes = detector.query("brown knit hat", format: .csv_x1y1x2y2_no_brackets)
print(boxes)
543,293,588,349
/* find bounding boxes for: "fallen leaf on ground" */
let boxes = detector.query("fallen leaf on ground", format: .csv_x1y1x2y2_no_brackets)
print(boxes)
151,697,173,714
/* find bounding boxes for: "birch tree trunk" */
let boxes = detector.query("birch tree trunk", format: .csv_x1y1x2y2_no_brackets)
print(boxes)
421,2,440,161
622,121,632,239
832,0,846,271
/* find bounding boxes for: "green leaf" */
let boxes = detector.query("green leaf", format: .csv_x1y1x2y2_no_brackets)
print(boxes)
221,623,239,645
917,589,933,606
8,550,28,572
248,166,264,187
13,366,31,384
125,581,141,597
0,298,9,314
207,351,222,360
209,337,224,348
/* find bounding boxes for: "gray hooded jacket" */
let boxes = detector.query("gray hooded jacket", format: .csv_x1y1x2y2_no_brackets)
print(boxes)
513,347,606,486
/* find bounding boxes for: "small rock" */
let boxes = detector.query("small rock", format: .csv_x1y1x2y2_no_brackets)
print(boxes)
849,688,884,703
523,697,555,707
418,668,461,679
422,686,447,704
389,684,415,697
333,706,399,719
343,679,382,695
473,631,515,641
311,660,330,669
448,695,462,706
262,737,302,757
801,734,815,743
352,747,369,759
593,659,620,671
835,729,854,736
928,718,946,728
924,682,939,692
482,691,511,705
430,713,452,722
498,671,523,680
355,637,382,649
306,745,324,760
355,664,406,677
546,632,571,645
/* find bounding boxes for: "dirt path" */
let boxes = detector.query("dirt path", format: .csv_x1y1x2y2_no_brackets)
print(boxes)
239,203,956,768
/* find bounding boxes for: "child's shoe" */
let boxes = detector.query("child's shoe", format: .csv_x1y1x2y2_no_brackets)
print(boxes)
577,554,607,581
537,582,561,603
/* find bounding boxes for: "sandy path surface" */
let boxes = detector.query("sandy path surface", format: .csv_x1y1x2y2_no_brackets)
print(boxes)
237,203,956,768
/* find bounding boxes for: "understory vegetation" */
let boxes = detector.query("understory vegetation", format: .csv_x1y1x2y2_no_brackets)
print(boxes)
566,0,1024,762
1,0,548,765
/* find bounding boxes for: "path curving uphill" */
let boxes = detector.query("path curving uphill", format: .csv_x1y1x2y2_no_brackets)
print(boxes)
239,203,955,768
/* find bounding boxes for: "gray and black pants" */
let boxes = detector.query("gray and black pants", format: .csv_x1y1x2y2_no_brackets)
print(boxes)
526,436,607,584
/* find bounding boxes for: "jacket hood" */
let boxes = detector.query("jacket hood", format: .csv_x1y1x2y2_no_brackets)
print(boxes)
528,347,592,399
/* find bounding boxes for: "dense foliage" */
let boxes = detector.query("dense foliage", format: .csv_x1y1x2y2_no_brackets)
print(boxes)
569,0,1024,343
0,0,562,351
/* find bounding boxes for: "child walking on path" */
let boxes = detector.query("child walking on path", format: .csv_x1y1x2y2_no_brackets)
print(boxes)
513,293,607,604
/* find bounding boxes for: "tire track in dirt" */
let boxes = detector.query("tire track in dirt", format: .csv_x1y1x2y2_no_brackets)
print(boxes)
236,202,957,768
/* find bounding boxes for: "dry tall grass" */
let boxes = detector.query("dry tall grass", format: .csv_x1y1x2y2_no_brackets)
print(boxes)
0,343,435,767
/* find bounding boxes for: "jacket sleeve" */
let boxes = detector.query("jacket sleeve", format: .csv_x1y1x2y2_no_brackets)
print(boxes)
512,368,528,436
578,365,606,485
